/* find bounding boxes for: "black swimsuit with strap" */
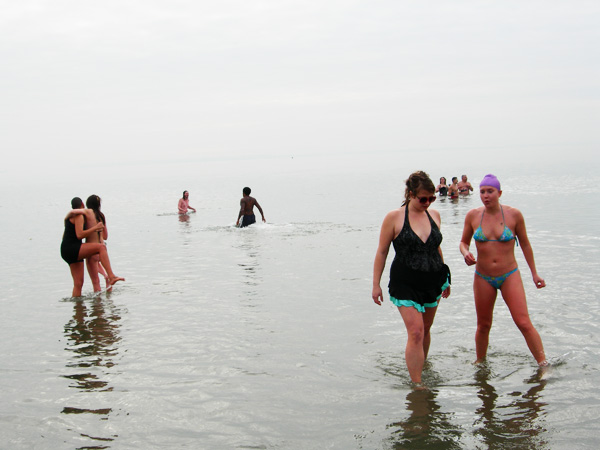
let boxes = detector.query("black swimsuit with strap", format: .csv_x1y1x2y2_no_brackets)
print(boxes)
388,207,449,306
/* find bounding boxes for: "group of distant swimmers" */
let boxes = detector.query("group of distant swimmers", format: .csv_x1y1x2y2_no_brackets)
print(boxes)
372,171,547,387
435,174,474,199
178,186,266,228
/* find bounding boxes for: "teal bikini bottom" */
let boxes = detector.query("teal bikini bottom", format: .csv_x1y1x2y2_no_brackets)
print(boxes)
475,267,518,290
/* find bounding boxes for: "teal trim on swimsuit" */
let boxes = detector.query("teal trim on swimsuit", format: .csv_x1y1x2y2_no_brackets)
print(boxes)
389,276,450,313
389,296,437,313
475,267,518,289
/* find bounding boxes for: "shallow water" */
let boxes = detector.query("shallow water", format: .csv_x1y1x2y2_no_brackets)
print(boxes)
1,153,599,449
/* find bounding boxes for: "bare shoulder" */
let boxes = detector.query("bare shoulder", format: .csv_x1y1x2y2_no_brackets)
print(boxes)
385,207,404,220
382,207,403,228
84,209,96,220
503,204,524,223
465,206,482,220
428,208,441,220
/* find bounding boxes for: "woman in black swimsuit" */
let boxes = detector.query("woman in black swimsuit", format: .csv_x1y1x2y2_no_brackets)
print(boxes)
436,177,448,196
61,197,124,297
372,171,451,386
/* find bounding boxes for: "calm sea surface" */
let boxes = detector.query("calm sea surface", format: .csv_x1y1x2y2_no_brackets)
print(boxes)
1,152,599,449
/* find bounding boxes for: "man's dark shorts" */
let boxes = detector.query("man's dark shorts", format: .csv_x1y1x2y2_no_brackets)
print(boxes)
240,214,256,228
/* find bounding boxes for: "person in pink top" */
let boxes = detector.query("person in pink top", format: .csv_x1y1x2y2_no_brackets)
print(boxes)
178,190,197,214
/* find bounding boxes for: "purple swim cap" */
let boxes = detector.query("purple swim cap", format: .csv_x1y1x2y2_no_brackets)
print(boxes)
480,174,501,190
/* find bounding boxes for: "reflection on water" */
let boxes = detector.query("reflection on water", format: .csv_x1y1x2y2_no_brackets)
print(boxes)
62,292,122,446
235,231,263,300
385,388,462,449
473,364,549,449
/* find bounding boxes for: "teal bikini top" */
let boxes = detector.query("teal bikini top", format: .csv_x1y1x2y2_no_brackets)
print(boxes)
473,205,517,245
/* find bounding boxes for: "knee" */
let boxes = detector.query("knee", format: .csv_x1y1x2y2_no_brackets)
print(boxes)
406,327,425,344
73,278,84,290
514,318,536,335
476,321,492,335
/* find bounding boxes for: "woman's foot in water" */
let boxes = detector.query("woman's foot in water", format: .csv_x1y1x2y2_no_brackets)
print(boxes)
108,276,125,286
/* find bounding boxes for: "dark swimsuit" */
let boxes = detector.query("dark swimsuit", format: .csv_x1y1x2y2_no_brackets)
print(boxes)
60,218,83,265
240,214,256,228
388,208,450,311
438,186,448,196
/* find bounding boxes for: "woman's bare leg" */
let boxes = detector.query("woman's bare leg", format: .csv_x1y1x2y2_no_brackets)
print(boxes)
399,306,426,383
86,255,102,292
422,305,438,360
78,243,124,286
473,275,498,363
69,262,85,297
500,271,546,364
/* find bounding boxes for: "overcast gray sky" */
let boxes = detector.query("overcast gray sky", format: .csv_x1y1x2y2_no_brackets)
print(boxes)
2,0,598,174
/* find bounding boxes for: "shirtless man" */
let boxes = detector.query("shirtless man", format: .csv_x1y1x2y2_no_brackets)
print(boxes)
178,190,196,214
457,174,473,195
448,177,460,198
236,187,266,228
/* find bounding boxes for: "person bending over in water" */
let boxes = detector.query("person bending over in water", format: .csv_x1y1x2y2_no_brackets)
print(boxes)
85,195,110,292
61,197,124,297
178,190,196,214
236,187,265,228
372,171,451,386
459,174,547,366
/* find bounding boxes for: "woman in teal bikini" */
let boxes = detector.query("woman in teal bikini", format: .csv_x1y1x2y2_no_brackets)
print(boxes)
460,174,547,366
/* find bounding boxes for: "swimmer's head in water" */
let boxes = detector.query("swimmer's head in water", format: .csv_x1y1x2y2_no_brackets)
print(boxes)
479,174,501,191
183,191,189,199
71,197,84,209
243,187,251,196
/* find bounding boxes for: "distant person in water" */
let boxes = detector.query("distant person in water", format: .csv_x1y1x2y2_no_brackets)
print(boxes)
459,174,547,366
236,187,266,228
448,177,459,199
178,190,196,214
85,195,109,292
436,177,448,196
61,197,124,297
458,174,474,195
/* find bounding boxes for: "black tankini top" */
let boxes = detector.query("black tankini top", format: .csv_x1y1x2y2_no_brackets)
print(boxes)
388,207,449,304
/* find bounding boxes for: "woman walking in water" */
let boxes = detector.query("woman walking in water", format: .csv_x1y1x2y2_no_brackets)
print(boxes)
459,174,547,366
372,171,451,386
61,197,124,297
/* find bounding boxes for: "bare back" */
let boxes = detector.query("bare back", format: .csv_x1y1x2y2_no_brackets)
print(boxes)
84,210,103,244
240,196,260,215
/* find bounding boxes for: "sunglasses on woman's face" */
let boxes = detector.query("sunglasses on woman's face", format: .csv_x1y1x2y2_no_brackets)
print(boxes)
416,195,436,204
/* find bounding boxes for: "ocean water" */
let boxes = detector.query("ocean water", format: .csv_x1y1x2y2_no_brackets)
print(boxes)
1,151,600,449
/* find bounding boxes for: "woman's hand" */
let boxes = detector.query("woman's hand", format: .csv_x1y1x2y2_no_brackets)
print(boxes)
533,273,546,289
372,285,384,305
463,251,476,266
93,222,105,233
441,286,451,298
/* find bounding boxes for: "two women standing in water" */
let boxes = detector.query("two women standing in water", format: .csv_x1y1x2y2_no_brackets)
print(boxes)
61,196,124,297
372,171,546,385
